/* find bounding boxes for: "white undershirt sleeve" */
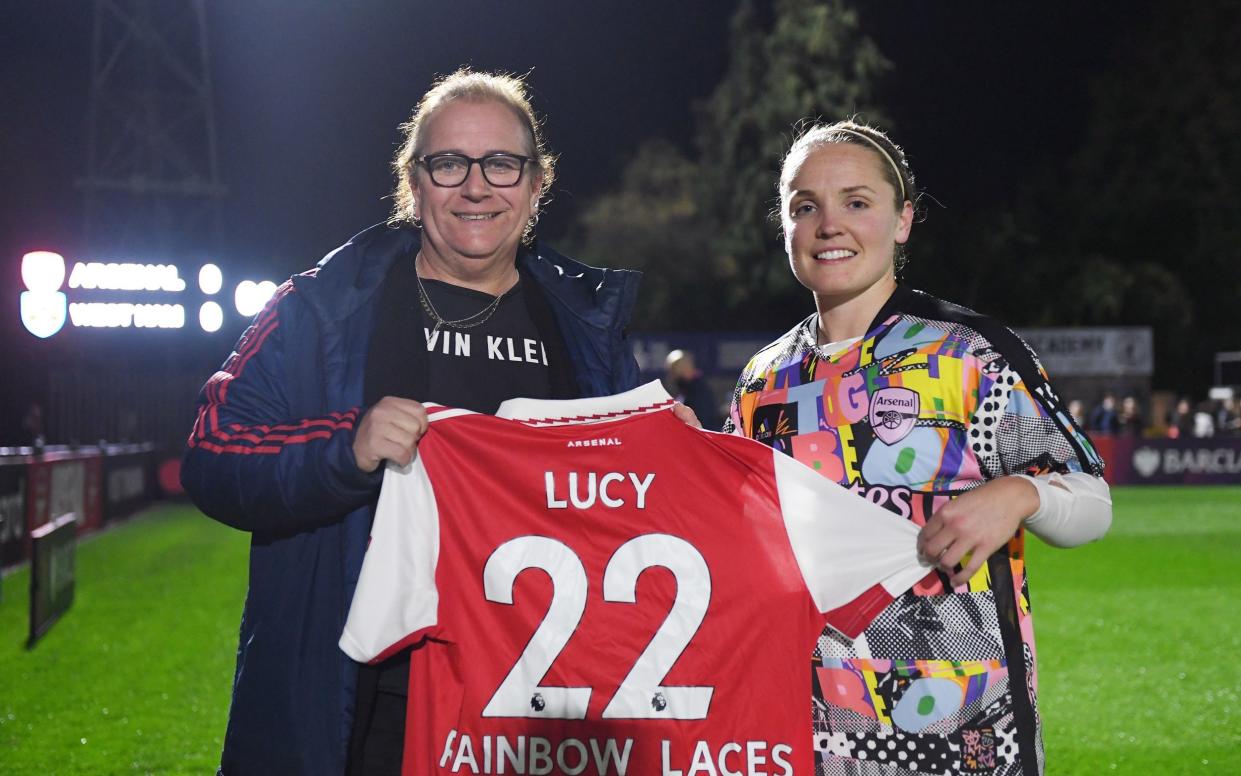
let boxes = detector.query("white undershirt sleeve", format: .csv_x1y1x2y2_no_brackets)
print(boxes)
339,458,442,663
1015,471,1112,548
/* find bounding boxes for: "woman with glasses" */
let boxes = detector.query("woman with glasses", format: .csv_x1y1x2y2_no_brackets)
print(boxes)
181,68,666,775
725,121,1113,775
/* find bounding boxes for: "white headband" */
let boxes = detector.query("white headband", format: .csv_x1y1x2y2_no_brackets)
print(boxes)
834,127,907,202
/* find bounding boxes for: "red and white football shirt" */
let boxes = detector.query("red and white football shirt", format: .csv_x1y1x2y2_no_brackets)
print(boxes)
341,382,929,776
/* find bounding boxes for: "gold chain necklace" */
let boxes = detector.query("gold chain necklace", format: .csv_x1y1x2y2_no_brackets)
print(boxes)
415,255,511,337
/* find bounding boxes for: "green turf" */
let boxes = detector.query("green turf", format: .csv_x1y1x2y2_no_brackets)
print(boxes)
1030,485,1241,774
2,488,1238,774
1,505,248,775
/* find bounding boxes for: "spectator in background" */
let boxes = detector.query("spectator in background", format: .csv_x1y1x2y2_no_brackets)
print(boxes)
1088,392,1121,435
1215,397,1240,437
1068,398,1085,427
1193,401,1216,438
664,349,722,430
1119,395,1145,436
20,403,45,450
1167,397,1194,439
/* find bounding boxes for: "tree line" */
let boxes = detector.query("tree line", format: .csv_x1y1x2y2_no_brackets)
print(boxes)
559,0,1240,396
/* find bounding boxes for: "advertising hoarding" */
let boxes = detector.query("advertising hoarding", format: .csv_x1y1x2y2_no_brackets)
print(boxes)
28,512,77,647
1095,436,1241,485
1017,327,1153,377
0,465,25,568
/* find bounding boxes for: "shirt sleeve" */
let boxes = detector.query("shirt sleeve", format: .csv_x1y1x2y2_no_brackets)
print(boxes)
970,334,1105,479
339,456,442,663
772,451,932,638
723,371,748,436
1017,471,1113,547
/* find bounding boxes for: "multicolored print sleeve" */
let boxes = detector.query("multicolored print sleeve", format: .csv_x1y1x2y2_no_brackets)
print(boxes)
724,355,762,438
723,377,748,437
722,320,809,439
969,336,1105,480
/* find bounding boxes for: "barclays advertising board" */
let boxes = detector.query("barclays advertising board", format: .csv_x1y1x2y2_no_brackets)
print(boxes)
1097,436,1241,485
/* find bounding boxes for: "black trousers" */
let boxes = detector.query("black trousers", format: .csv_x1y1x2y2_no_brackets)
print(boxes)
347,663,407,775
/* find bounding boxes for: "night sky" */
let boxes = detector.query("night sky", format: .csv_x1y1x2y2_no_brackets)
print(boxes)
0,0,1160,439
3,0,1154,280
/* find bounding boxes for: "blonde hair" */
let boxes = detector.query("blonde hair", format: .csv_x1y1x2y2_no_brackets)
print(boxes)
389,68,557,234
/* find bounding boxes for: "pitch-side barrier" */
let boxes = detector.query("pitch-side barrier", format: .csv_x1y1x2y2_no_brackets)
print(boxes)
0,443,161,569
1095,435,1241,485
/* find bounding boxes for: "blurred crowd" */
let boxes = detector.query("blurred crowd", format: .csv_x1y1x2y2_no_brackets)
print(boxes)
1067,393,1241,439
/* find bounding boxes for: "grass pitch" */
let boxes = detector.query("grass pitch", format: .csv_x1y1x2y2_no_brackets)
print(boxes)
1030,485,1241,773
1,488,1238,774
1,505,248,774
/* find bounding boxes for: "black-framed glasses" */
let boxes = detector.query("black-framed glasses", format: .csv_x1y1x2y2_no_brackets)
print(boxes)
416,152,533,187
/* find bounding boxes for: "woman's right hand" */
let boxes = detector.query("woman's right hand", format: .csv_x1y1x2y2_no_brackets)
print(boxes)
352,397,429,472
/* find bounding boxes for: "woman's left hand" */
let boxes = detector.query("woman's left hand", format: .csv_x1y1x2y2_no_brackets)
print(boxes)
917,476,1039,587
672,402,702,428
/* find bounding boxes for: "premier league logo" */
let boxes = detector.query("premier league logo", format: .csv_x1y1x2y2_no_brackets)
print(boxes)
868,387,919,445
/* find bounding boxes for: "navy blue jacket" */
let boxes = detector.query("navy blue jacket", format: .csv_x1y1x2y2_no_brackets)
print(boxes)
182,224,641,775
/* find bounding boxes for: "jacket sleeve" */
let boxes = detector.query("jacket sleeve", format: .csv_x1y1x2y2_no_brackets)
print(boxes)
181,281,382,534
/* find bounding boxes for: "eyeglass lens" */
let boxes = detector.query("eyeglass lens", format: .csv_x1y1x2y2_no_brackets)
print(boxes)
425,154,525,187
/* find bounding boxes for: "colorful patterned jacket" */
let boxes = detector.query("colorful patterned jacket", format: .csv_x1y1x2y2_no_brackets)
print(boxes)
726,286,1103,776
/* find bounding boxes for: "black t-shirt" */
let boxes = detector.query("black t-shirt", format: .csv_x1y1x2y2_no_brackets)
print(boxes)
418,277,553,413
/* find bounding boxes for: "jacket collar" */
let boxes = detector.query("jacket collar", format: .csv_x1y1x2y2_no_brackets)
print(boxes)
293,223,417,323
292,223,640,332
518,242,640,334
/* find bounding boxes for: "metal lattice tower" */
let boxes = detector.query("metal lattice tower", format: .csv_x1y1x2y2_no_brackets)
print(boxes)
78,0,226,256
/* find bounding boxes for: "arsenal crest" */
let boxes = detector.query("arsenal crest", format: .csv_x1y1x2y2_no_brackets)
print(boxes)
868,387,919,444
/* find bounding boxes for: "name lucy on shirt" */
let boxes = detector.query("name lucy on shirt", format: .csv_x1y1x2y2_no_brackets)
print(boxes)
439,729,794,775
544,471,655,510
